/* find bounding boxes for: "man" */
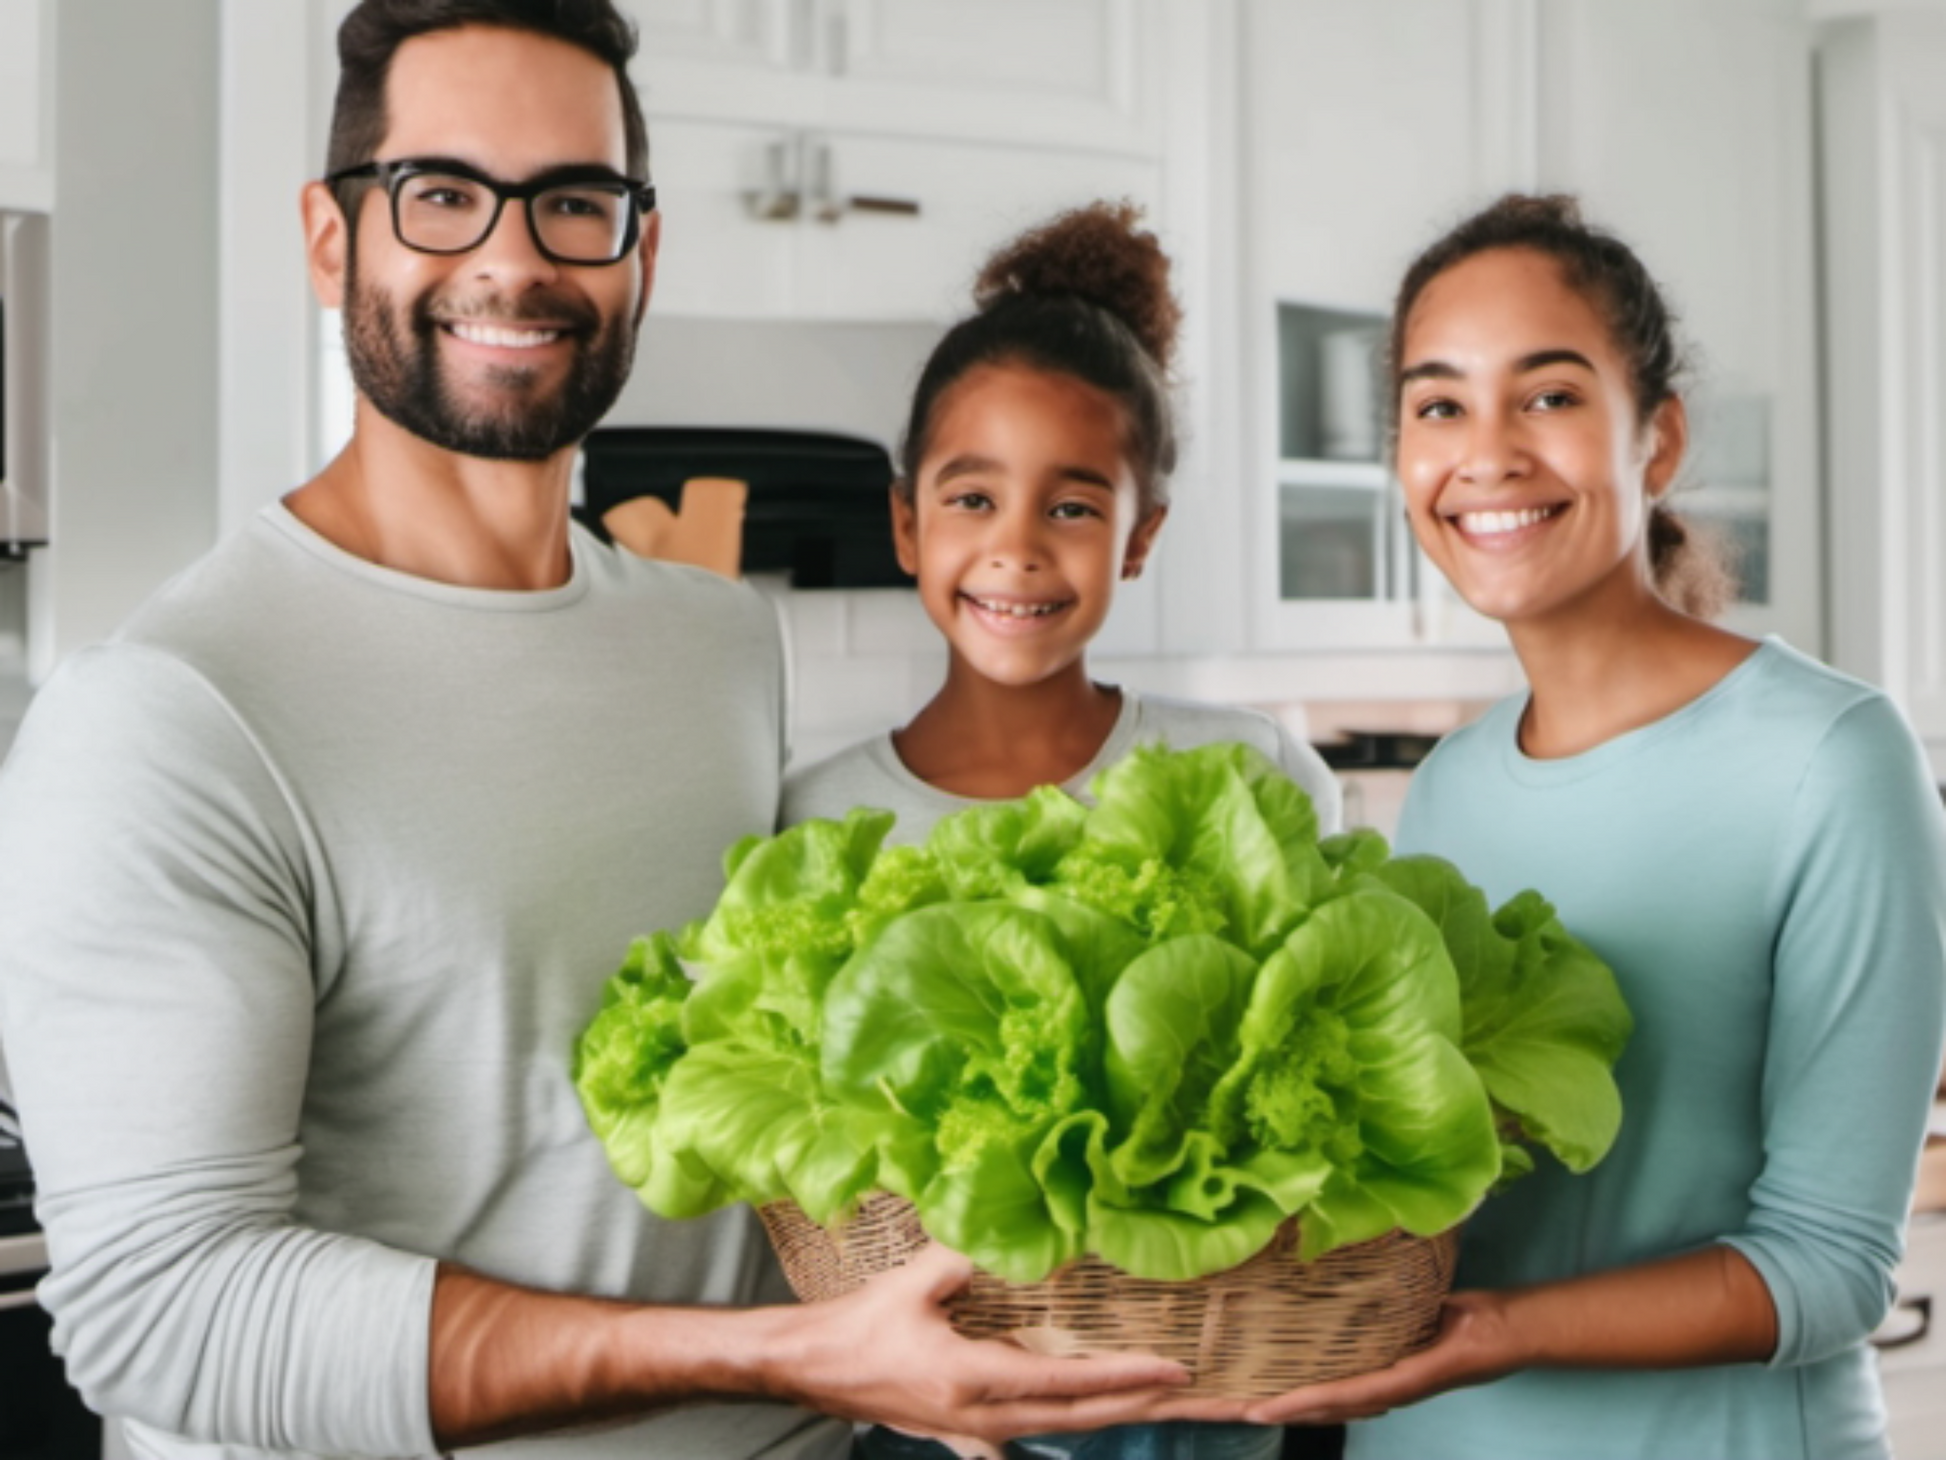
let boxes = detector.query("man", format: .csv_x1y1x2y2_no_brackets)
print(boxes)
0,3,1189,1456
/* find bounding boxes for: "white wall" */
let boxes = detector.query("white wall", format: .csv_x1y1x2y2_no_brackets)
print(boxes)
30,0,222,673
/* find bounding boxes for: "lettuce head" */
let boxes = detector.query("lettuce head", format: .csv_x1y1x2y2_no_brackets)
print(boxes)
574,741,1631,1283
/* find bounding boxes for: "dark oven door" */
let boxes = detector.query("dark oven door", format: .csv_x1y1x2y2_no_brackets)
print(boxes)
2,1098,101,1460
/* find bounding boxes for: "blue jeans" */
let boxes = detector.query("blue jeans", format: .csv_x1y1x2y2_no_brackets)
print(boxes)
851,1421,1283,1459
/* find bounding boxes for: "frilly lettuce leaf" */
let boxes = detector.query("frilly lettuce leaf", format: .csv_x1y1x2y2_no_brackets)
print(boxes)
1056,741,1333,956
922,785,1087,901
679,807,895,1039
1213,889,1501,1259
1368,854,1632,1176
819,902,1096,1281
570,933,721,1215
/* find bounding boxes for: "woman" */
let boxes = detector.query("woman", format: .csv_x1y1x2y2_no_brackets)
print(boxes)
1248,194,1946,1460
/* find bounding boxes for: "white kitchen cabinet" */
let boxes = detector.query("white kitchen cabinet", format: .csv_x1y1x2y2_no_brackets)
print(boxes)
1877,1211,1946,1460
0,0,54,212
1817,3,1946,760
1532,0,1823,656
650,117,1161,321
629,0,1168,324
1229,0,1819,668
625,0,1159,156
1235,0,1526,657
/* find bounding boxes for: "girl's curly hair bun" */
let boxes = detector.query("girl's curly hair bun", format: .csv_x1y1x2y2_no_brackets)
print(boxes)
973,199,1181,374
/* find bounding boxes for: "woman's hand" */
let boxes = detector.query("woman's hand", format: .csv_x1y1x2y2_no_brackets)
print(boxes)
1244,1244,1778,1428
1243,1290,1522,1426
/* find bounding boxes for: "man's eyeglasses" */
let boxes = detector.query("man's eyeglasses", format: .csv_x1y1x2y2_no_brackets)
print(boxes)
326,158,657,266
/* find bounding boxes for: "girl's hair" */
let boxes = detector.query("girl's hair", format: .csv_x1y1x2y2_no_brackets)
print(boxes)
1388,193,1737,619
896,200,1182,514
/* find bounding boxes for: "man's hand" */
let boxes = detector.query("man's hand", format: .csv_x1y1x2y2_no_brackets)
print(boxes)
752,1242,1204,1445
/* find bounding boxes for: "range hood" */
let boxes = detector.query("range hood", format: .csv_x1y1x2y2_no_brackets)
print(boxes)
578,425,909,589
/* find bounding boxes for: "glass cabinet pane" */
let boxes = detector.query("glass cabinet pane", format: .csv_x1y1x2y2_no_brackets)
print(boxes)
1279,472,1397,600
1275,301,1412,604
1682,391,1772,605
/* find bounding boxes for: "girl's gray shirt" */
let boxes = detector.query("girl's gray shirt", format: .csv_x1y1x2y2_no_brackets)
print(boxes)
781,690,1344,842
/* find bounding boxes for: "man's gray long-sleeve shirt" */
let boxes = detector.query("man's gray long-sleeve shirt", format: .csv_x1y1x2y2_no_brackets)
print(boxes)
0,504,849,1460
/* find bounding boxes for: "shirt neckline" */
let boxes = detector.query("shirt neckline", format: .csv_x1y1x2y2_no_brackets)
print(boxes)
868,687,1140,810
1495,637,1780,786
262,500,594,613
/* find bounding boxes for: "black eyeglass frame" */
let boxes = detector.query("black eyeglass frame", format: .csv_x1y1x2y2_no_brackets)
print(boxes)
326,157,658,266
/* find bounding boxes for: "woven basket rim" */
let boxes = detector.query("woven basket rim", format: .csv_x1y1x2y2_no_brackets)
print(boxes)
757,1191,1461,1397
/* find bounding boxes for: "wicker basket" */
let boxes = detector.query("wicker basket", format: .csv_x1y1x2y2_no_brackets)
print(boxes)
759,1193,1458,1397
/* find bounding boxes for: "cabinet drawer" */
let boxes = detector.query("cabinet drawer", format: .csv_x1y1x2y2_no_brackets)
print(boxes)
1877,1214,1946,1458
1882,1365,1946,1460
1877,1214,1946,1373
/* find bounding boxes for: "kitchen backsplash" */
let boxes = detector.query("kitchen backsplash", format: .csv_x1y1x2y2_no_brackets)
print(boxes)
761,580,945,768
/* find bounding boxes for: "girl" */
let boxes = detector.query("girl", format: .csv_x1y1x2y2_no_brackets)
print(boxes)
1250,194,1946,1460
783,201,1341,1460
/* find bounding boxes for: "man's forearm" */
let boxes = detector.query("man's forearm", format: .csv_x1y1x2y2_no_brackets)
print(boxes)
428,1263,771,1448
429,1245,1194,1451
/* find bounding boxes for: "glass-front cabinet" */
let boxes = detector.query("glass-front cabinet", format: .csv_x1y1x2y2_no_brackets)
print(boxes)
1682,391,1773,609
1257,300,1787,657
1256,301,1499,652
1273,304,1408,605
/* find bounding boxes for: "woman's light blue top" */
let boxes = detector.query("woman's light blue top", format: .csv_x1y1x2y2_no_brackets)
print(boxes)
1352,638,1946,1460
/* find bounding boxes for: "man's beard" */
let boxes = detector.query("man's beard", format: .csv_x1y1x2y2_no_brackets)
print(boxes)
341,246,637,462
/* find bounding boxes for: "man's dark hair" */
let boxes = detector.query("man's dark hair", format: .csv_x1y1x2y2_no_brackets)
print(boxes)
327,0,649,181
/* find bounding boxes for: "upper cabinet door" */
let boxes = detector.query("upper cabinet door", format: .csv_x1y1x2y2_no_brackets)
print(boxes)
792,132,1162,320
1535,0,1823,658
1236,0,1820,661
819,0,1158,155
625,0,1158,155
1819,6,1946,750
0,0,53,211
628,0,829,127
648,117,1161,321
1241,0,1525,654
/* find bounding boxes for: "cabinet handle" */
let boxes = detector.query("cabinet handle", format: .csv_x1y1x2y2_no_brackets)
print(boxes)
746,136,802,221
805,142,921,223
1871,1294,1933,1351
847,195,922,217
808,138,843,224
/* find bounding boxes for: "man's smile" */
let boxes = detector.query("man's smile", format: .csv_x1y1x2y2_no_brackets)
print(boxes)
442,320,569,349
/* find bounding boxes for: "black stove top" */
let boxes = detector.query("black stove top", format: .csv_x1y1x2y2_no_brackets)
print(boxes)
0,1099,36,1239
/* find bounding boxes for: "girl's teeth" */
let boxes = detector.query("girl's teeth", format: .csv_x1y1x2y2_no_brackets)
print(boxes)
972,596,1061,618
450,322,561,349
1458,506,1559,535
